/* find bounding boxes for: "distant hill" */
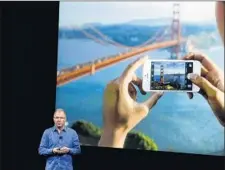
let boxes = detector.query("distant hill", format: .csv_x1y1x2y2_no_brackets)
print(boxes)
82,23,103,28
126,17,172,27
58,18,218,48
78,17,216,28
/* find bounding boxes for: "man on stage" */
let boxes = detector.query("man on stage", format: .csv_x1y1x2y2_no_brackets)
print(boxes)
39,109,81,170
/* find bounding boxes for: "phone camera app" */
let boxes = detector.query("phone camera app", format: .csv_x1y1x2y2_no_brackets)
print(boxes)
150,61,193,91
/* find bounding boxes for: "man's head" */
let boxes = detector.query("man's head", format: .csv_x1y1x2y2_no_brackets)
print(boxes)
216,2,224,43
53,109,66,129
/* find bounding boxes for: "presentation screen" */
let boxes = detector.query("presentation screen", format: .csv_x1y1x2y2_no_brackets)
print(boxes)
56,2,224,156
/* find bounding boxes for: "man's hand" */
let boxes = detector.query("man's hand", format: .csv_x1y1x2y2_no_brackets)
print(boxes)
183,52,225,127
52,148,60,154
98,56,163,148
59,147,70,154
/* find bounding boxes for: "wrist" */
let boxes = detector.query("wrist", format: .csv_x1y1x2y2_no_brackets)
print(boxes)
98,127,128,148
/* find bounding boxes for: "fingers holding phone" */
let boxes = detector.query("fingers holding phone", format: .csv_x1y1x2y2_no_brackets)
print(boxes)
183,53,224,89
182,52,225,127
99,56,163,148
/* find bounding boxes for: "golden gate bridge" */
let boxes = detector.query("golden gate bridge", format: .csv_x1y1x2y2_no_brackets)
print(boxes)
57,3,188,87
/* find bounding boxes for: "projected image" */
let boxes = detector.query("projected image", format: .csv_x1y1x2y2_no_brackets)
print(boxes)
56,2,224,156
150,62,193,91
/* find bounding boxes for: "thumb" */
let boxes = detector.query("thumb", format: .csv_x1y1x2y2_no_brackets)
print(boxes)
187,73,217,97
143,92,164,109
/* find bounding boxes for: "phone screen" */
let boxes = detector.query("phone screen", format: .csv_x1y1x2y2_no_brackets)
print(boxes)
150,61,194,91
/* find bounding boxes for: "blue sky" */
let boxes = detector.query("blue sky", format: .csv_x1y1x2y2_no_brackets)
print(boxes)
153,62,185,75
59,2,216,27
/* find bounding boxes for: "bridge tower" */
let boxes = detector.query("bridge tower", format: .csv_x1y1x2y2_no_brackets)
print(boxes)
171,3,181,59
160,64,164,84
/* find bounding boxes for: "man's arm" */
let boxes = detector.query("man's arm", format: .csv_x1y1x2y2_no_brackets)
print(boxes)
69,131,81,155
38,130,53,156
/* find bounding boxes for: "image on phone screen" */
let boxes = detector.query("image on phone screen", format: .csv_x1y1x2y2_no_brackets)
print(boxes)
150,61,193,91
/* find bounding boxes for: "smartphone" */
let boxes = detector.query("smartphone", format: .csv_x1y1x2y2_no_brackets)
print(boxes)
142,59,201,92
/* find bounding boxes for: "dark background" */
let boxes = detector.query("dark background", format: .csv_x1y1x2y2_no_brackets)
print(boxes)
0,2,224,170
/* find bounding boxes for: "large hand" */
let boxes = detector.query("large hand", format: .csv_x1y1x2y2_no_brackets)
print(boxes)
98,56,163,148
183,52,225,126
